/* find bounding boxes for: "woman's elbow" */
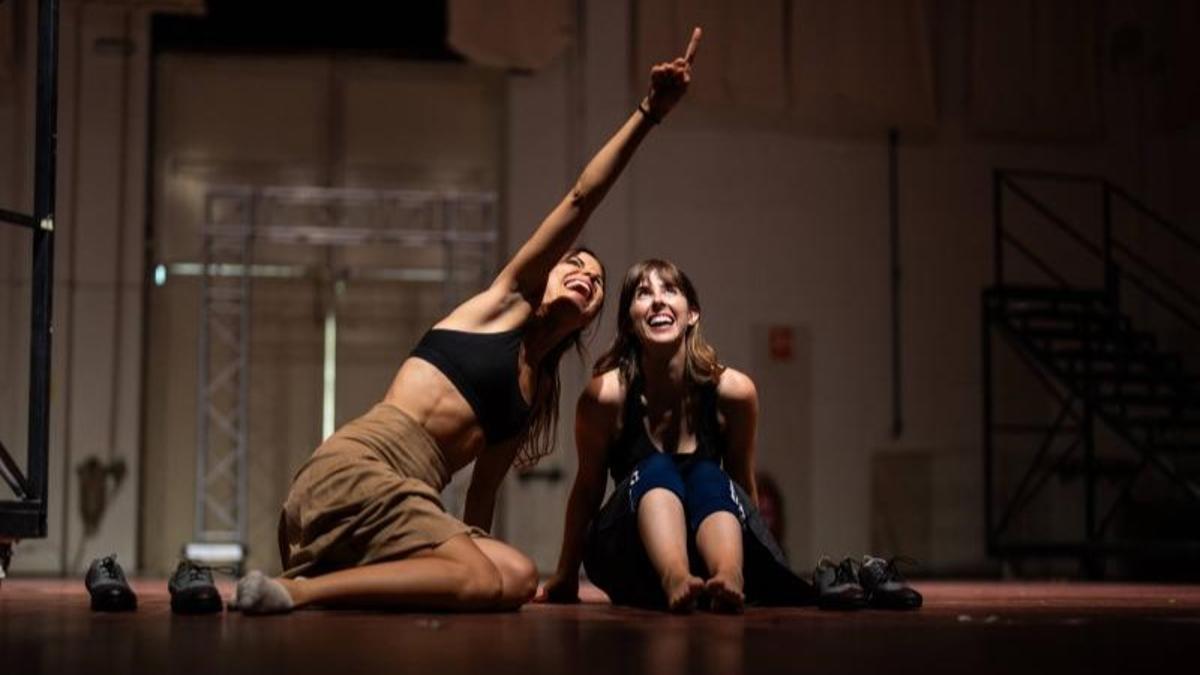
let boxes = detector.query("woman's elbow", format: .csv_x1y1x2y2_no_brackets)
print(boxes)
568,184,599,214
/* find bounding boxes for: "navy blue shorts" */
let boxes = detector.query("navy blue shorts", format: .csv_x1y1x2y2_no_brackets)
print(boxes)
627,453,747,531
584,453,815,608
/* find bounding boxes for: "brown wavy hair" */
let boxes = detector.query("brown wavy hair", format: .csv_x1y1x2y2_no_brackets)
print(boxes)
593,259,724,391
514,247,606,469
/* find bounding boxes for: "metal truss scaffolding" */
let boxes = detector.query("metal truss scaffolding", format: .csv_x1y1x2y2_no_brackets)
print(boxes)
189,185,499,563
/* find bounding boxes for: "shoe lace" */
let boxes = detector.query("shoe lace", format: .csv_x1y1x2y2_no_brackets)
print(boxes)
98,555,122,579
875,555,919,583
185,563,209,582
179,561,238,581
835,557,861,585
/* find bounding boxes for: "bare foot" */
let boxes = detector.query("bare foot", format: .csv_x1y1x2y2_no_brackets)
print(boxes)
704,571,745,614
663,573,705,613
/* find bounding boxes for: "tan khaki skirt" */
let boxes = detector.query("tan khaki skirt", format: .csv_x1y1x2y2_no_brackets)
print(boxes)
278,402,482,578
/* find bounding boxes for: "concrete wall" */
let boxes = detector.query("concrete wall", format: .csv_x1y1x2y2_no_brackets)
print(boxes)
2,0,1197,577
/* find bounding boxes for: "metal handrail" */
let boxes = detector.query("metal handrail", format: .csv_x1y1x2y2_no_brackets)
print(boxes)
1000,178,1105,258
995,168,1107,184
993,168,1200,337
1108,183,1200,254
999,233,1070,288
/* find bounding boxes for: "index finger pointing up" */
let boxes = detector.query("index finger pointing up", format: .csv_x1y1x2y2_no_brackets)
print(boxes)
684,27,702,64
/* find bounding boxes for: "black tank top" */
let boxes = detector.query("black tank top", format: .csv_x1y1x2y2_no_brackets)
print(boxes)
606,380,724,485
410,328,531,445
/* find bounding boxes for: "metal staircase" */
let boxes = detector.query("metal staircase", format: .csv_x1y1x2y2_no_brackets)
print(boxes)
983,170,1200,576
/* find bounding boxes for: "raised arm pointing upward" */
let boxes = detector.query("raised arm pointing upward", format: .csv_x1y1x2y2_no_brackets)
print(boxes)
233,28,703,616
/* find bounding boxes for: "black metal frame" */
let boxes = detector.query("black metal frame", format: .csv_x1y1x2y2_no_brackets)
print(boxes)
983,168,1200,571
1,0,59,541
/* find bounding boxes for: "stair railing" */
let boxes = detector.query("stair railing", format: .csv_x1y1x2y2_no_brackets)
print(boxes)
993,168,1200,336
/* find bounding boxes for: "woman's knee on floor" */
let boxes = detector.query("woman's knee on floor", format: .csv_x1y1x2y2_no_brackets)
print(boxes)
435,538,505,607
505,553,539,605
454,558,505,607
477,539,538,607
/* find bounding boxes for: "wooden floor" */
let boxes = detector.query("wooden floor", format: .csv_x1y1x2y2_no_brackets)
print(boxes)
2,578,1198,674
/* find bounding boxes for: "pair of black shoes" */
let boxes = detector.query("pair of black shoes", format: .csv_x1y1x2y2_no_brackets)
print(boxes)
85,555,223,614
813,555,922,610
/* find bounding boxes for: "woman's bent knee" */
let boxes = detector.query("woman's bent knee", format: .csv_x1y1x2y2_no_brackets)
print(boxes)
473,539,538,608
455,561,504,607
506,554,539,606
489,547,539,608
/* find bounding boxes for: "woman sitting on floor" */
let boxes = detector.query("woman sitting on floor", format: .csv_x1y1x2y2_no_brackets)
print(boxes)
539,259,813,612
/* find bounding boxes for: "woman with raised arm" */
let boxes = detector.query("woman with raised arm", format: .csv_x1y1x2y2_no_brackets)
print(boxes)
539,260,813,613
232,29,703,615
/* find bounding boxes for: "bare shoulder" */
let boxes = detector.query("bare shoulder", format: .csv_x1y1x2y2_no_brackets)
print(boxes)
577,369,624,443
716,367,758,406
434,284,532,332
580,368,626,411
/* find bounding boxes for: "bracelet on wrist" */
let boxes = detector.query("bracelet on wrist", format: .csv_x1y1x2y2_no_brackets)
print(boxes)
637,101,662,125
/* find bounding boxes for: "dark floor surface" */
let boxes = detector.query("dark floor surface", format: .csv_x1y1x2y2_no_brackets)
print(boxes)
2,578,1198,674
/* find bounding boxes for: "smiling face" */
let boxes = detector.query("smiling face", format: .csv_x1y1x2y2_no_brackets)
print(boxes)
594,258,723,390
542,249,606,327
627,267,699,348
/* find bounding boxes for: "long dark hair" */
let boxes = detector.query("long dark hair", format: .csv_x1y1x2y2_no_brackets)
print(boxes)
593,258,724,393
515,247,606,469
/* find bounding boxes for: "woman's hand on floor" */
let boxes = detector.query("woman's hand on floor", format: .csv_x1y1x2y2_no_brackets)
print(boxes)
535,572,580,604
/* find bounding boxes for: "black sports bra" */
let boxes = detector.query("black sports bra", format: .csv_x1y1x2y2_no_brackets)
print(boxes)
410,328,531,445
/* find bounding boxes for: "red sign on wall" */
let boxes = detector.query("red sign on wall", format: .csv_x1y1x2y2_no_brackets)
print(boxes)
768,325,793,362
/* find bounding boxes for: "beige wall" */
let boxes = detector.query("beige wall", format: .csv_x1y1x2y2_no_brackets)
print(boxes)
142,54,504,574
2,0,1197,577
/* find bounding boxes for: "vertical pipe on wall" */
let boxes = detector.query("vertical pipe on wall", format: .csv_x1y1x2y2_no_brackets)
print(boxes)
106,7,133,470
888,128,902,439
321,278,342,442
57,0,82,574
137,7,160,571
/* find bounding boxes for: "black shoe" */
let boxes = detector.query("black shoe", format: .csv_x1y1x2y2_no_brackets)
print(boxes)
169,561,224,614
860,555,923,610
85,555,138,612
813,556,867,610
